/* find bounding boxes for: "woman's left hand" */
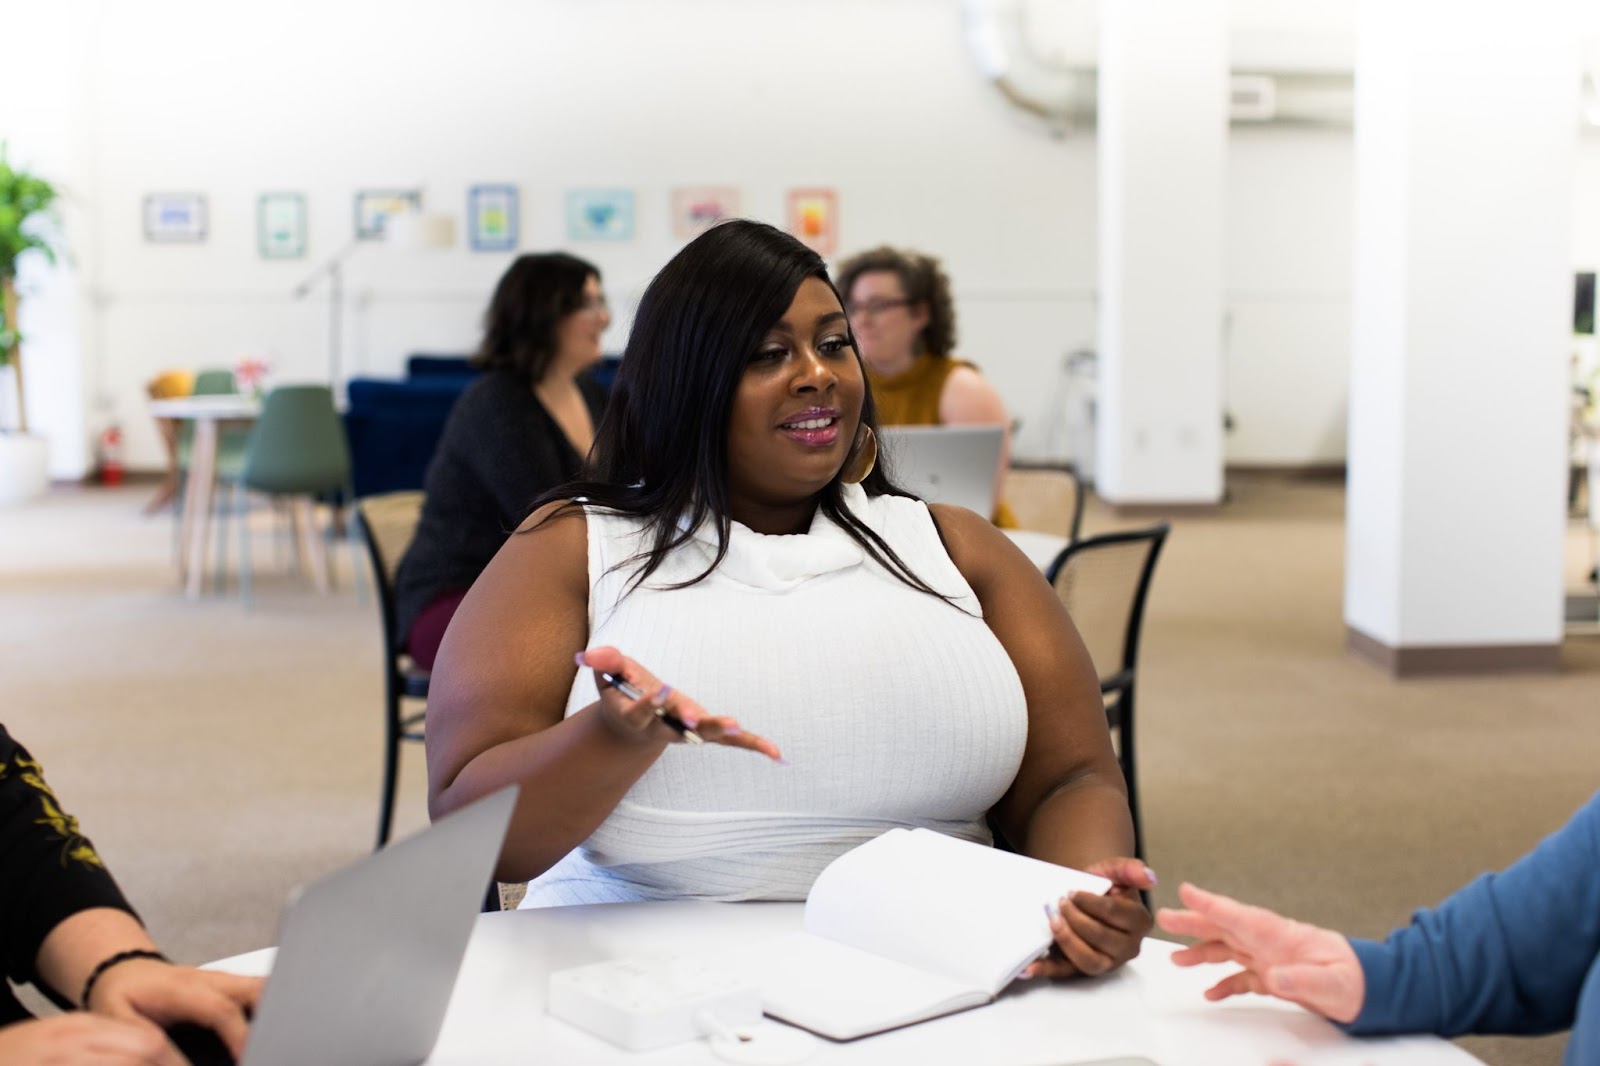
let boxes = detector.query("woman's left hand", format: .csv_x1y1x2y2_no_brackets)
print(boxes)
88,959,263,1061
1023,857,1156,979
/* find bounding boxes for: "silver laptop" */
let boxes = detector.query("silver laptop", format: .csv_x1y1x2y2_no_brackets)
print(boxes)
878,425,1005,516
241,785,518,1066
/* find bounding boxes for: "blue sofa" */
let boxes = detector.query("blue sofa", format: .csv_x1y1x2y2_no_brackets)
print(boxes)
342,354,621,498
344,356,479,498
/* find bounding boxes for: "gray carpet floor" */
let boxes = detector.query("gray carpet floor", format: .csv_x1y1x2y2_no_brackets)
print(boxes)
3,475,1596,1066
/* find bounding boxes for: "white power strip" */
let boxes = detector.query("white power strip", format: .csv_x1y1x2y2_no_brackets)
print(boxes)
548,954,763,1052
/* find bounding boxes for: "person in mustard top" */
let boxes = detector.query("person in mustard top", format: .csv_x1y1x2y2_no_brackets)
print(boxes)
834,247,1016,526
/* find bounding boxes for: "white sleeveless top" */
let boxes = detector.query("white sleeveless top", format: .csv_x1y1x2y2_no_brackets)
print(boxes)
519,483,1028,907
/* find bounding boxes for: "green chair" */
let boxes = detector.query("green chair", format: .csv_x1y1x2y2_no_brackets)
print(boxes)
229,385,357,605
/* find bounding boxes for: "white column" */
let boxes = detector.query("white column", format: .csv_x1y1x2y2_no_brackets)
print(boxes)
1095,0,1228,505
1345,0,1578,674
1,4,98,480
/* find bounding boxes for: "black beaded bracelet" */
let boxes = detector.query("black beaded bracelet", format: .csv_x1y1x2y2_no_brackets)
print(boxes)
80,948,169,1009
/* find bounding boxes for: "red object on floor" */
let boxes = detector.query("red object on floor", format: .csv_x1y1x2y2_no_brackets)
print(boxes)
98,424,125,486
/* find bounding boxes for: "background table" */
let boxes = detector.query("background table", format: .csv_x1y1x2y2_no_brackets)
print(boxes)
149,394,261,600
212,900,1482,1065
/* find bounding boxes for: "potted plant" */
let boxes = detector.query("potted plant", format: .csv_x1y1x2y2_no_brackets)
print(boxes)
0,142,61,503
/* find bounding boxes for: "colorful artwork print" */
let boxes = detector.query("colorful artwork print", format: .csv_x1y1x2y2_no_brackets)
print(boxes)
565,189,635,242
786,188,838,255
257,192,307,258
671,186,740,239
143,193,208,243
354,189,422,240
469,184,519,252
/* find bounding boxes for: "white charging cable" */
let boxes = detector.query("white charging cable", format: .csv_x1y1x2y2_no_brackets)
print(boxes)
695,1009,819,1065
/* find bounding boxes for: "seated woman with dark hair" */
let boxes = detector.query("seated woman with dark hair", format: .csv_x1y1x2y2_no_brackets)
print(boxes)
394,252,612,671
0,722,261,1064
424,219,1152,980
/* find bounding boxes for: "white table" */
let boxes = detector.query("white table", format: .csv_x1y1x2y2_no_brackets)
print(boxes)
211,901,1480,1065
1003,528,1070,573
149,394,316,601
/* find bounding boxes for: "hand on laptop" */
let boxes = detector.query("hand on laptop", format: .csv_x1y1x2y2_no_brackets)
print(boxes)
577,646,783,761
0,1012,190,1066
89,959,261,1062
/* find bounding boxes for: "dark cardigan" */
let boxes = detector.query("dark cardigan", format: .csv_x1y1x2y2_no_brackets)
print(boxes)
394,368,608,647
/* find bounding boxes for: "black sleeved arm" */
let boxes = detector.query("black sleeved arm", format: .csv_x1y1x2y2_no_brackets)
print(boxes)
0,723,137,1005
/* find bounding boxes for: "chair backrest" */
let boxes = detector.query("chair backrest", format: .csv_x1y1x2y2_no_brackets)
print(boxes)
1003,464,1086,544
356,491,425,649
242,385,351,494
1045,524,1169,685
192,367,238,395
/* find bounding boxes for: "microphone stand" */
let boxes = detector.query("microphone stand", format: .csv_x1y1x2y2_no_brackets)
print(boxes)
292,238,366,396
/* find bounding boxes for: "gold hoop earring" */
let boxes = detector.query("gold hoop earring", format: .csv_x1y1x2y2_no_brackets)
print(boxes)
840,424,877,485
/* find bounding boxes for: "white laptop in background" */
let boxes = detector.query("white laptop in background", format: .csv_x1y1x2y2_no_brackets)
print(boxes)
237,785,518,1066
878,425,1005,516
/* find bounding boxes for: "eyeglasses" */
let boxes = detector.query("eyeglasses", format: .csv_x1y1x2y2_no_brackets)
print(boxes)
845,298,911,319
580,294,609,313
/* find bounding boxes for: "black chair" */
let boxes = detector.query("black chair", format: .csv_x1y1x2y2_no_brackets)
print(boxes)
355,491,430,850
1044,524,1169,861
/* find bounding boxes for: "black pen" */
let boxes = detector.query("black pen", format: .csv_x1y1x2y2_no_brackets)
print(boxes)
598,671,704,744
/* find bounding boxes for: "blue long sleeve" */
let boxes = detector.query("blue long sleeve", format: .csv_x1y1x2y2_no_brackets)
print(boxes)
1344,790,1600,1064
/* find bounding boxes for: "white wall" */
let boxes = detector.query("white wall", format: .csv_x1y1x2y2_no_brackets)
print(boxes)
13,0,1600,477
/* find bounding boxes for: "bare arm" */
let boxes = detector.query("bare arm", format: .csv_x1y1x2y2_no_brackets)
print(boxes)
938,366,1012,514
424,503,777,884
933,503,1152,976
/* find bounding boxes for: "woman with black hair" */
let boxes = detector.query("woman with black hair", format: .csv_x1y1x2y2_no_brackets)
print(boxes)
394,252,611,670
424,221,1151,980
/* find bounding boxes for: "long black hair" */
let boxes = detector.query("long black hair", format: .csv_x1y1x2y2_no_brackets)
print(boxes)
473,252,599,385
535,220,946,600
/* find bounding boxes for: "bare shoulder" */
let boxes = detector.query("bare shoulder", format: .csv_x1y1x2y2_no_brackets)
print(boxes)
927,502,1031,593
939,364,1008,424
479,498,590,598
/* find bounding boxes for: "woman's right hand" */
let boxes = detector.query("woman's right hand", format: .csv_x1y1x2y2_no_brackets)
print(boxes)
0,1014,186,1066
575,646,783,762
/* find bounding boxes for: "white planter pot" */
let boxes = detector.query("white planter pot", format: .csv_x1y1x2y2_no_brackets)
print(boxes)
0,433,50,505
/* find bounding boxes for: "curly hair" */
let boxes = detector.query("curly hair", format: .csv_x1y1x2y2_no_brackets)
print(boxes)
834,246,957,357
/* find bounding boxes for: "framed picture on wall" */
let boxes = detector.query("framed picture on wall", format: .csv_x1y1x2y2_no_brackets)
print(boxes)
565,188,635,241
257,192,307,258
468,184,519,252
353,189,421,240
786,187,837,255
671,186,740,240
143,192,208,242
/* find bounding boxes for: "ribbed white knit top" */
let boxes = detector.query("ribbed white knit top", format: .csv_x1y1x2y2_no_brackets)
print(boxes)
519,483,1028,907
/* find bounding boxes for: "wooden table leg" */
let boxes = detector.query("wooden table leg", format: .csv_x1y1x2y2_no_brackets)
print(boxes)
182,419,218,600
290,496,331,593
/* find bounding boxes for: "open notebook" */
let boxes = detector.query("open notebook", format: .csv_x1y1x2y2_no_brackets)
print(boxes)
756,828,1111,1040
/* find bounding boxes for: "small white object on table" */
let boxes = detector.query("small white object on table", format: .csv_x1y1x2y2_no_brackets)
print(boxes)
208,900,1481,1065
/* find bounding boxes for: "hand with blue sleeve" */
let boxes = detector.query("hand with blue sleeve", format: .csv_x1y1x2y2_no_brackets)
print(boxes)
1156,883,1366,1021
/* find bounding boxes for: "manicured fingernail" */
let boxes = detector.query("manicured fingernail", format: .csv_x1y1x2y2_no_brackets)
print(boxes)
1018,966,1035,980
574,652,587,665
722,725,741,736
1042,901,1058,925
652,685,673,707
1145,867,1158,885
775,757,790,766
